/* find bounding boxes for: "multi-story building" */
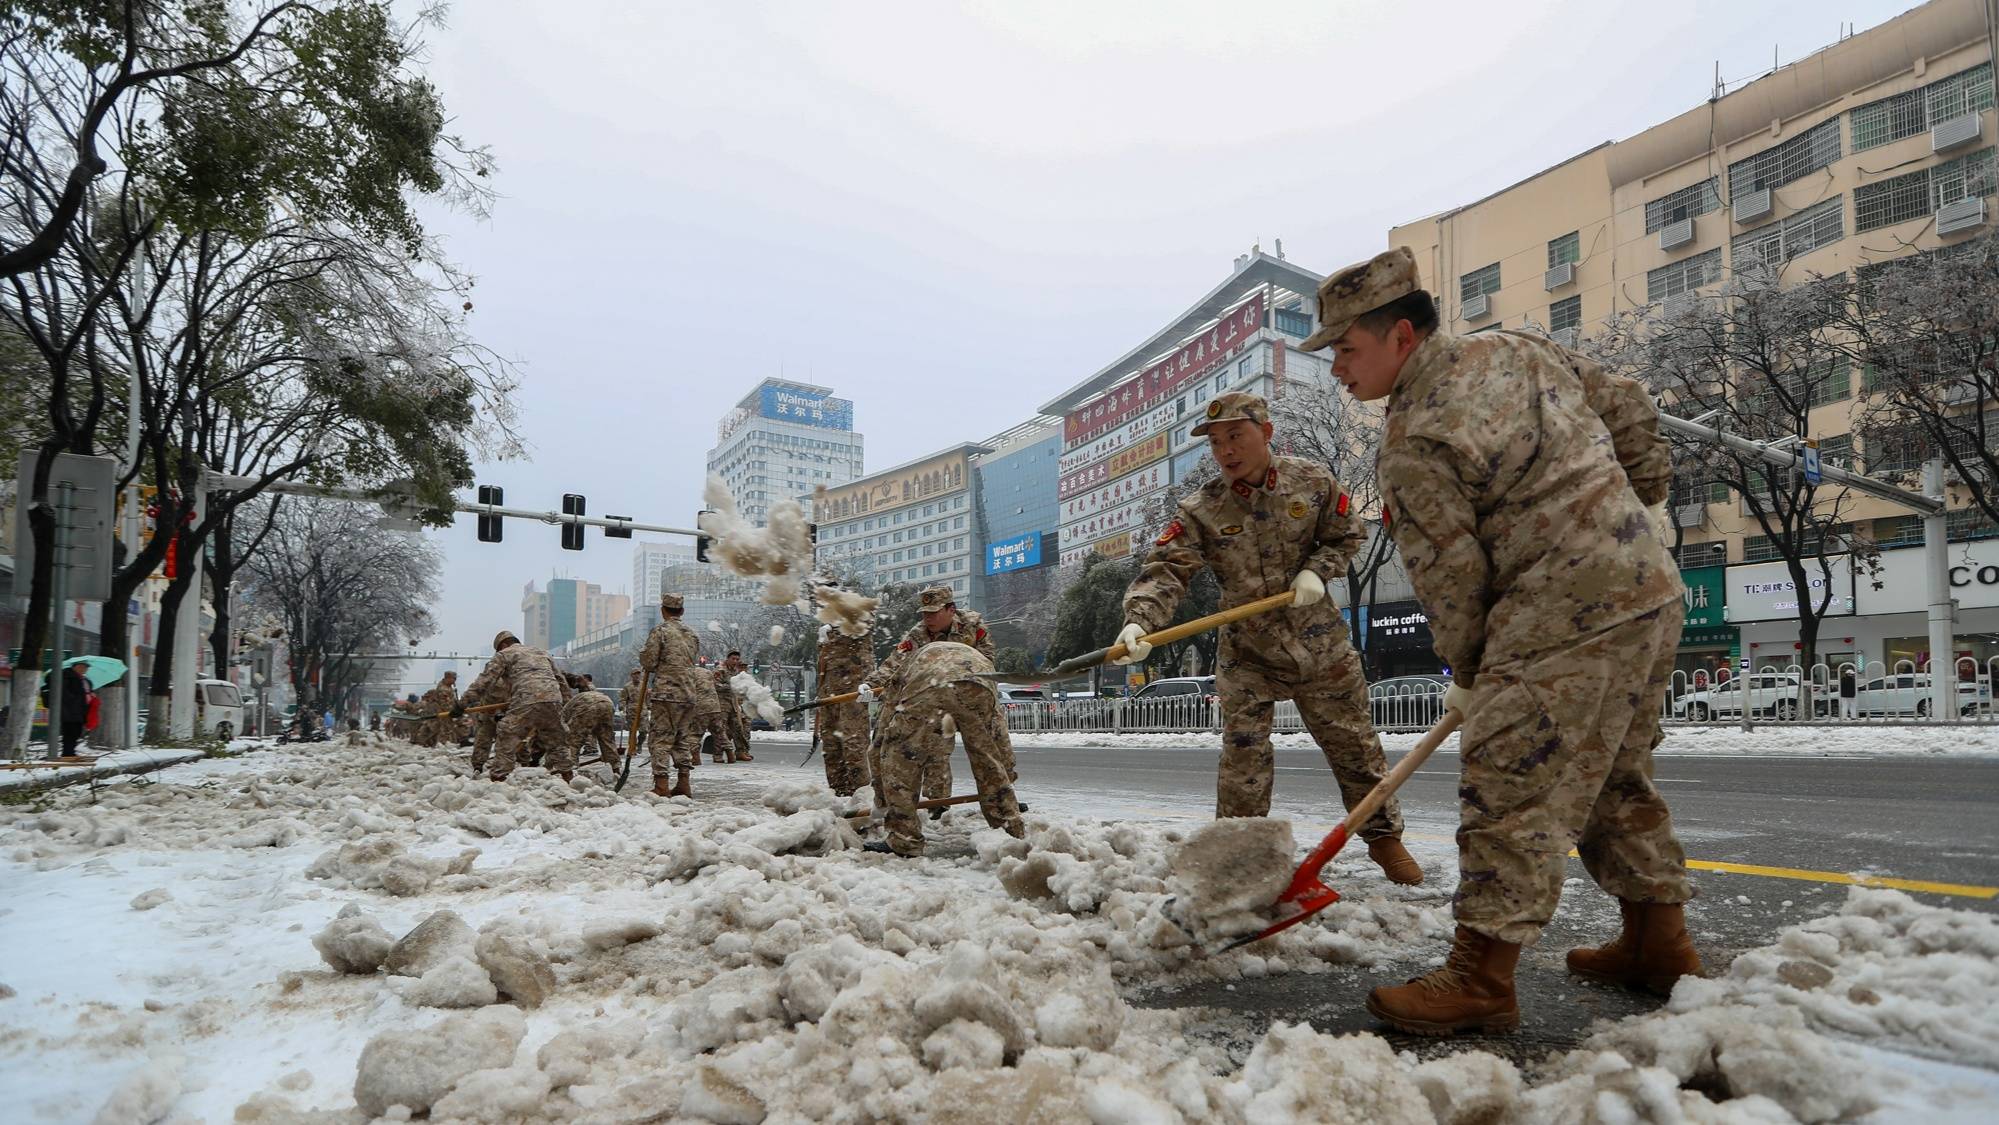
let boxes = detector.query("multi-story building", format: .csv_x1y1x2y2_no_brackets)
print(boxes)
706,379,864,524
973,419,1063,638
1037,246,1334,568
520,578,630,653
813,444,990,607
631,541,694,609
1382,0,1998,678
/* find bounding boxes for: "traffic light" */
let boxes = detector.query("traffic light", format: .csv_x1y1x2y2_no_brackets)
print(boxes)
604,515,633,540
476,485,504,542
561,493,585,551
695,509,715,563
806,523,818,544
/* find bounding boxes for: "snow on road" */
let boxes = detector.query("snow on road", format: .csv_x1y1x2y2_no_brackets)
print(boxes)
1,736,1995,1122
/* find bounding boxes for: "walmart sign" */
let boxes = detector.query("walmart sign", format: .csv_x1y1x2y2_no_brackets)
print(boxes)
758,385,853,431
986,532,1043,574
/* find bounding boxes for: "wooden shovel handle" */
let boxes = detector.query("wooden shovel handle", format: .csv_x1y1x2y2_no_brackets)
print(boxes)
786,691,860,715
843,792,983,820
1056,590,1299,675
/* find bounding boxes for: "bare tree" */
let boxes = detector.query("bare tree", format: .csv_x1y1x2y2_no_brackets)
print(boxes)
236,498,441,720
1835,235,1999,531
1587,271,1873,673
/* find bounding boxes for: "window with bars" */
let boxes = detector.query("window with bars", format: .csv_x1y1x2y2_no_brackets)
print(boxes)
1645,179,1720,233
1873,514,1923,548
1647,248,1723,302
1856,147,1997,231
1817,433,1854,468
1728,118,1842,196
1674,541,1728,567
1547,231,1580,268
1746,358,1853,417
1852,64,1994,152
1459,262,1501,303
1743,524,1850,563
1549,295,1581,333
1670,473,1731,508
1876,508,1999,547
1863,425,1928,474
1731,196,1844,273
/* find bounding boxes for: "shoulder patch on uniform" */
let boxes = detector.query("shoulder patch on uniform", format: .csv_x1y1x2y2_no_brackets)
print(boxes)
898,640,913,652
975,627,987,642
1265,467,1278,490
1336,492,1351,517
1155,519,1184,546
1288,499,1309,519
1220,524,1243,535
1231,480,1253,498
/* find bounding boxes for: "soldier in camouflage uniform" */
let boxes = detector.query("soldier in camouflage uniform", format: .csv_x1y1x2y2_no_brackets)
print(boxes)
715,652,755,761
562,673,619,773
865,641,1024,857
415,672,457,748
459,630,574,782
1118,392,1420,887
816,624,873,796
639,595,704,798
1300,247,1697,1035
469,707,500,775
863,585,1006,811
693,659,734,764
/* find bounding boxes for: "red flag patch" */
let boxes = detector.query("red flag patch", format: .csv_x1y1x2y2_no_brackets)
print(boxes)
1156,519,1185,546
1336,492,1351,517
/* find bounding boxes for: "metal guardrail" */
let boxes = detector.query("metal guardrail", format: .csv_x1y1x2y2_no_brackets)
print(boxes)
995,656,1999,736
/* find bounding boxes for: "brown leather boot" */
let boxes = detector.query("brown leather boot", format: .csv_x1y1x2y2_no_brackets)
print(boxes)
735,748,753,761
651,776,674,798
1365,926,1520,1035
670,768,692,798
1365,837,1424,886
1567,899,1702,995
555,770,574,782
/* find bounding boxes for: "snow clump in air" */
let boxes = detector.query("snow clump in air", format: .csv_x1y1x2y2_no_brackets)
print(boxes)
702,473,817,607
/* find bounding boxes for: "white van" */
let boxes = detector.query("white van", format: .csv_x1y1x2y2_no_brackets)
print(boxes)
195,678,246,740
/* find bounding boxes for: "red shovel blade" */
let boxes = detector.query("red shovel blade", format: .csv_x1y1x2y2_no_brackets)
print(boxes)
1207,824,1354,956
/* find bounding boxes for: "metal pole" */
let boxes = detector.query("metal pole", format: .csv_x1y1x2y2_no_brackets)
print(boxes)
170,478,205,740
1922,459,1957,719
46,482,72,758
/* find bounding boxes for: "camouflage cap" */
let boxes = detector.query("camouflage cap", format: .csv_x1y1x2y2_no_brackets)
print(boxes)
918,585,956,612
1297,246,1422,352
1190,391,1271,436
660,593,684,612
492,630,519,651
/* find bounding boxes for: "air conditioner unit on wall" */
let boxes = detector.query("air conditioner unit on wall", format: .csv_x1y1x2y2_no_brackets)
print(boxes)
1551,327,1580,348
1674,503,1707,528
1462,292,1492,320
1931,112,1983,153
1733,187,1773,224
1544,261,1575,290
1936,196,1987,237
1660,217,1695,250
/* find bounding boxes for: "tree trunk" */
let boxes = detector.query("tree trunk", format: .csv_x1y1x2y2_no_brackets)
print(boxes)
208,531,235,678
144,565,199,744
5,450,61,755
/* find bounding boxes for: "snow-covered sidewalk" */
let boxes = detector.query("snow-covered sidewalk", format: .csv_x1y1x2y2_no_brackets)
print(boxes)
0,747,207,793
1,737,1995,1122
758,723,1999,758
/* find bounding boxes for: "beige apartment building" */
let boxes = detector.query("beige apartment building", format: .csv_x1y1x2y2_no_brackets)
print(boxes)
1387,0,1998,679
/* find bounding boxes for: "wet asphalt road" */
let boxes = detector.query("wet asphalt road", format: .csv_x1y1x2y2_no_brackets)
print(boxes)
750,734,1999,1064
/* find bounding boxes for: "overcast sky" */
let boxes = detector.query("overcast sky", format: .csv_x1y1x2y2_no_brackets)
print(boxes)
410,0,1920,673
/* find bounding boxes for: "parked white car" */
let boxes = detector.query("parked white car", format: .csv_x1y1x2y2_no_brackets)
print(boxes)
1851,673,1991,717
1671,672,1806,721
195,678,246,740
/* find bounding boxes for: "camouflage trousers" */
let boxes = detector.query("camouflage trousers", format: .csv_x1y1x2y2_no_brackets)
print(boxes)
869,716,954,805
877,682,1024,856
491,702,571,780
571,712,619,771
1455,603,1693,946
647,699,702,777
819,702,871,796
411,719,438,748
1216,643,1401,838
469,715,498,773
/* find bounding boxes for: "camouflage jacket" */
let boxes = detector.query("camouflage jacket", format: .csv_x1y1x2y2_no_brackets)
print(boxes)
712,666,740,703
694,665,725,718
464,645,571,710
562,688,615,728
420,682,458,716
872,610,994,685
1377,330,1680,685
817,630,873,693
872,640,996,707
1124,453,1364,693
638,620,702,704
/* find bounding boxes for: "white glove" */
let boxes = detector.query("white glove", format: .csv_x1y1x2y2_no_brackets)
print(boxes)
856,683,875,703
1443,684,1474,720
1290,569,1326,607
1113,623,1152,665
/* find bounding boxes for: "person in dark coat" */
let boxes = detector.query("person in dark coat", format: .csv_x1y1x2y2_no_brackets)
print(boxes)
40,664,91,757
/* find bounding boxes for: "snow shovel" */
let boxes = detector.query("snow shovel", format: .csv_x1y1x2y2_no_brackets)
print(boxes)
415,701,506,721
1205,708,1464,956
615,671,651,793
841,792,985,821
984,590,1300,684
786,690,860,716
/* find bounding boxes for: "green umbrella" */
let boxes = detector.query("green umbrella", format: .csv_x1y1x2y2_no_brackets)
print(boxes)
62,655,128,690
